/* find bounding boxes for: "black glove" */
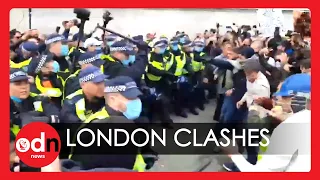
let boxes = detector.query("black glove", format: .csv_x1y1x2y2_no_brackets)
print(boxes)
165,72,177,80
137,41,149,51
141,86,151,96
200,55,213,62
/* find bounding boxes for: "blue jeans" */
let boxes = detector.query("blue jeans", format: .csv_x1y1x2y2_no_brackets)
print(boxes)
220,96,237,122
221,96,248,123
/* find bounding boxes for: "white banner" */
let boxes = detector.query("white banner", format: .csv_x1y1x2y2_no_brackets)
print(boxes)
257,9,286,37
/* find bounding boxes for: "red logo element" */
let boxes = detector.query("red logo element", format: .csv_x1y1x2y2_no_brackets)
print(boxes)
15,122,61,168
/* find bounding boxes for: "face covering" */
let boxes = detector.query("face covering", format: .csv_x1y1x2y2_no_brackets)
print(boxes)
128,55,136,63
107,41,115,47
171,45,179,51
123,99,142,120
122,59,131,66
52,61,60,73
60,45,69,56
95,47,102,54
157,48,166,54
194,47,204,52
179,37,185,43
11,96,22,103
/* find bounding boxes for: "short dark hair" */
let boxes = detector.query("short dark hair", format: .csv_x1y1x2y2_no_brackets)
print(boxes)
10,29,20,39
300,58,311,69
243,59,261,73
222,40,234,48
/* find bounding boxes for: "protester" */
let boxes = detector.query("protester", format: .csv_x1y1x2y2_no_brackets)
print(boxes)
222,73,311,172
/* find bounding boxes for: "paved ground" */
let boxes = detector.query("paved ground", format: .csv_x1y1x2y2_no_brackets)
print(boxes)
148,101,230,172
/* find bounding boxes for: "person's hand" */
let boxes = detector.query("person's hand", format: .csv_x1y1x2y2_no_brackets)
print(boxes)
21,30,31,41
259,47,269,55
225,89,233,96
28,76,35,84
203,78,208,84
137,41,149,51
30,29,39,37
41,157,61,172
254,97,267,105
283,64,293,72
13,156,20,172
268,106,290,122
236,100,244,109
265,71,271,76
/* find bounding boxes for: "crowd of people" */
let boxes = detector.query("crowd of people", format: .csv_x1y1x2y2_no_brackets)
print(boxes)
10,10,311,172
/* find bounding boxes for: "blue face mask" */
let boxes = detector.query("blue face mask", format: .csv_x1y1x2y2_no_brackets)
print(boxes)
11,96,22,103
107,41,115,47
179,37,185,43
52,61,60,73
171,45,179,51
122,59,131,66
95,47,103,54
194,47,204,52
128,55,136,63
123,99,142,120
157,48,166,54
60,45,69,56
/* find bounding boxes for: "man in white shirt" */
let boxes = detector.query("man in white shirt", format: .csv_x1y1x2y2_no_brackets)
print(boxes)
237,59,270,109
223,59,271,171
223,73,311,172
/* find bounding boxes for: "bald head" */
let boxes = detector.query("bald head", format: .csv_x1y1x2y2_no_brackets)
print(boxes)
251,40,264,53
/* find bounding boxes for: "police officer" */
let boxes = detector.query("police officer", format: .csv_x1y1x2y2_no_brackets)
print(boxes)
44,34,71,72
180,39,198,115
60,66,106,123
102,40,148,84
192,39,207,110
159,35,170,57
10,68,59,136
132,35,144,53
64,52,106,97
11,42,40,71
105,34,117,47
69,76,146,171
27,54,64,109
145,39,175,126
166,37,190,118
83,38,103,54
177,33,188,46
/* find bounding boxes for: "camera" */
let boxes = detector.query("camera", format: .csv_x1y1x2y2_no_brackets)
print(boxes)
73,8,90,21
103,10,114,22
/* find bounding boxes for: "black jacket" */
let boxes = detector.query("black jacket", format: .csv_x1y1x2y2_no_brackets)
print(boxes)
231,69,247,103
258,55,282,94
70,105,138,170
64,71,81,98
10,95,60,127
60,94,105,123
30,73,64,108
103,51,148,86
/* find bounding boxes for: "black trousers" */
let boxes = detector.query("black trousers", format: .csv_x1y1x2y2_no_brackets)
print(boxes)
214,94,225,121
